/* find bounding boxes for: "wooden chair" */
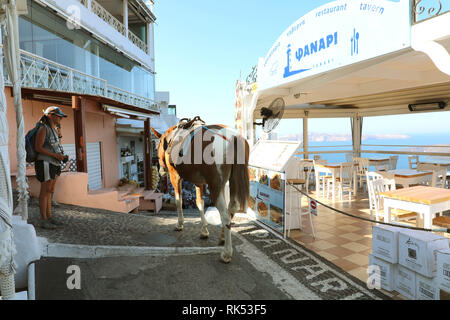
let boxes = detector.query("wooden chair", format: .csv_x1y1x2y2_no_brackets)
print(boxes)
286,159,316,238
286,185,316,238
417,162,437,171
354,157,369,190
389,156,399,170
431,166,447,188
314,163,331,198
326,162,353,201
367,176,417,222
345,153,353,162
408,155,419,169
287,159,314,194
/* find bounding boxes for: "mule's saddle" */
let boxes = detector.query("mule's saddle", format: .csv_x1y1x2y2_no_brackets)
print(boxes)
165,116,206,165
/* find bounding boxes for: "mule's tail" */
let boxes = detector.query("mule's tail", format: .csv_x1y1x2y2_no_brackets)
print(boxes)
229,135,250,213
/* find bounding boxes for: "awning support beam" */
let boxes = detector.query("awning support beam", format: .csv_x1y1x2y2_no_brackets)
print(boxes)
144,118,152,190
72,96,87,173
351,114,362,158
303,111,309,159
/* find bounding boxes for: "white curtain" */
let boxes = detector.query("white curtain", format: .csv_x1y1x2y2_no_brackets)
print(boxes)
3,0,28,221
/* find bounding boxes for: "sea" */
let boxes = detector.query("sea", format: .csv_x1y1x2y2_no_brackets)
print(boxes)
295,133,450,169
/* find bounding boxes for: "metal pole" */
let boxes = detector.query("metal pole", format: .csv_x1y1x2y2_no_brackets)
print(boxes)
303,112,309,159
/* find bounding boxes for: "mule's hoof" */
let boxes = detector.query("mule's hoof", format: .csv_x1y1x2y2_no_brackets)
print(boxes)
220,252,232,264
218,239,225,246
200,233,209,240
174,225,184,232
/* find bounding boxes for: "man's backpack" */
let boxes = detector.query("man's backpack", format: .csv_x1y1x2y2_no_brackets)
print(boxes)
25,122,44,163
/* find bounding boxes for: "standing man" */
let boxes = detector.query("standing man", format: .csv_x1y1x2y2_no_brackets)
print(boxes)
34,106,68,229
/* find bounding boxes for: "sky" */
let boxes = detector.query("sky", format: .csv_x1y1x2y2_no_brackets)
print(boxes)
153,0,450,138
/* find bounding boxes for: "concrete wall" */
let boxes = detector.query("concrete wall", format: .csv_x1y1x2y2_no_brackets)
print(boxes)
6,88,119,189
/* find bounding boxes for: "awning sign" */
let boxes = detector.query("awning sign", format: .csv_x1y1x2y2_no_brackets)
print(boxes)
258,0,411,91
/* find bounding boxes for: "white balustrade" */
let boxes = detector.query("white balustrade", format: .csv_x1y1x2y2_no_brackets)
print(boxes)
2,48,158,112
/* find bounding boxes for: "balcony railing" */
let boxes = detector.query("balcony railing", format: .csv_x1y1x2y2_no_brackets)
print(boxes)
412,0,449,24
89,0,127,36
128,30,148,53
3,48,158,113
79,0,149,54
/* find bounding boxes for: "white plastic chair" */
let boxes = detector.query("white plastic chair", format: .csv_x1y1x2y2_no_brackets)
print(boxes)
408,155,419,169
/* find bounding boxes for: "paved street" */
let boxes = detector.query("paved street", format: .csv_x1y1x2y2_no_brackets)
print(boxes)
29,201,390,301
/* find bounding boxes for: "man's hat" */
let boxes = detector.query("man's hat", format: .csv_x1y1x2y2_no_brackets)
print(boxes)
43,106,67,118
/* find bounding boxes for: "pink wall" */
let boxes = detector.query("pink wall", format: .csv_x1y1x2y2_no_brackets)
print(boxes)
6,88,119,189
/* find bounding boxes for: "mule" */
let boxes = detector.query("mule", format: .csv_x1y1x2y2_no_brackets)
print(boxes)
151,117,249,263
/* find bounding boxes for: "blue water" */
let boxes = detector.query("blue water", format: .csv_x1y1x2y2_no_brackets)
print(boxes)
301,133,450,169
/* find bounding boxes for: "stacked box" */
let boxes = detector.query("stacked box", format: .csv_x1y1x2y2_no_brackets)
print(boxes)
372,225,402,263
369,254,395,291
394,264,416,300
371,225,450,300
398,229,449,277
437,248,450,298
415,273,439,300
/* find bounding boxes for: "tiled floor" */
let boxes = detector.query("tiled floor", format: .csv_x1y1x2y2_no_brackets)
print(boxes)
286,188,450,300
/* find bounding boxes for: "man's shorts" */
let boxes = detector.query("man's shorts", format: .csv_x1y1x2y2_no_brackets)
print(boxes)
35,160,61,182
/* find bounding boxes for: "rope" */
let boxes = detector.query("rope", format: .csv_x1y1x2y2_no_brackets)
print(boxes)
287,182,450,234
0,207,12,229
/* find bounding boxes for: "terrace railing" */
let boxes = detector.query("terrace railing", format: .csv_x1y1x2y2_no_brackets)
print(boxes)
412,0,449,24
3,48,158,113
296,143,450,168
78,0,149,54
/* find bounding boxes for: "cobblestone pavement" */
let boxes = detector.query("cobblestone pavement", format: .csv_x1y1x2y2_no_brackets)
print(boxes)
25,198,242,248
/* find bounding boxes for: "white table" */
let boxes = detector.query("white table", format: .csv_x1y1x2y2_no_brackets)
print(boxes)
382,186,450,229
386,169,432,188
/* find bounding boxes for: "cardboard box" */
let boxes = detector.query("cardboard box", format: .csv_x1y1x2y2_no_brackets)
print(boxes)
372,225,402,263
398,229,449,277
415,273,439,300
369,254,395,291
437,248,450,293
394,264,416,300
